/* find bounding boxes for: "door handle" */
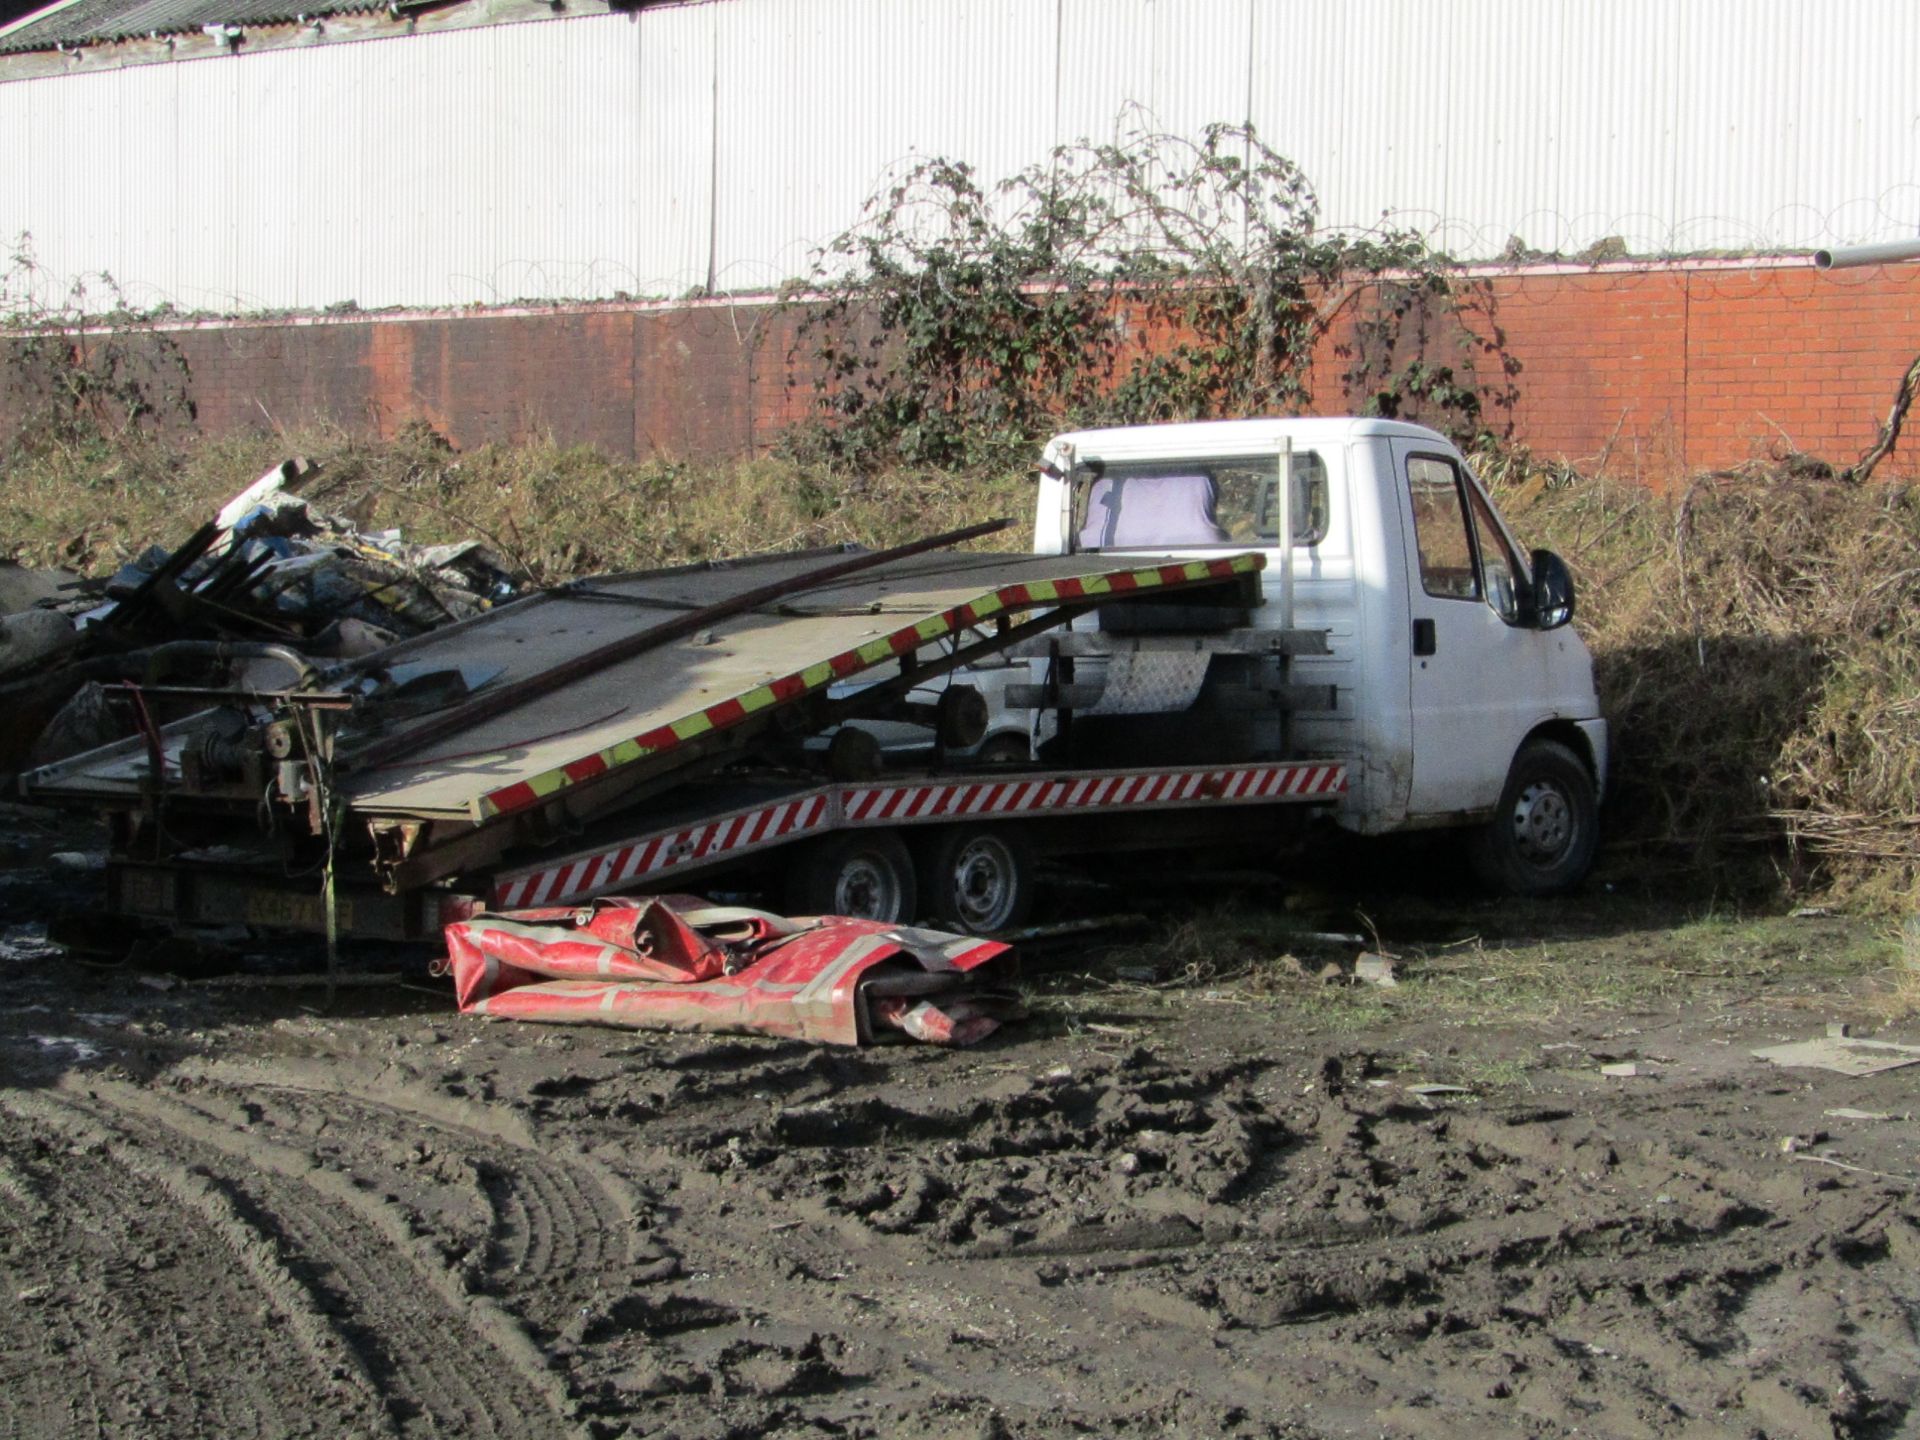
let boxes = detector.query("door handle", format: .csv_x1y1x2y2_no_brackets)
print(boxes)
1413,618,1436,656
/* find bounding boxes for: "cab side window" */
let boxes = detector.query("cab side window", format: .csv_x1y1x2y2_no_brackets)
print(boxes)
1407,456,1479,601
1465,480,1524,623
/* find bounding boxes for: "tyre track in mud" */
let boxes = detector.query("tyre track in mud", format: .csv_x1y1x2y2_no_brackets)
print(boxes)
517,1048,1389,1429
174,1051,864,1434
0,1100,386,1440
7,1075,580,1439
532,1038,1920,1438
170,1056,654,1337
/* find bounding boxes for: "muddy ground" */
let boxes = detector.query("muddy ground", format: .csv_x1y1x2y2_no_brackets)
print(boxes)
1,807,1917,1440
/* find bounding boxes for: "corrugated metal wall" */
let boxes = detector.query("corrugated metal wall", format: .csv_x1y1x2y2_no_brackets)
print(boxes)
2,0,1916,312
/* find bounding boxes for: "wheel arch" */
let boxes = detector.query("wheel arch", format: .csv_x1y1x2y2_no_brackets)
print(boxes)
1522,718,1600,785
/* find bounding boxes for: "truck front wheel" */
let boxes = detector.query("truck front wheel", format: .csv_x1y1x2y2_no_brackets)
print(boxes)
917,825,1036,934
1469,739,1598,898
787,830,917,922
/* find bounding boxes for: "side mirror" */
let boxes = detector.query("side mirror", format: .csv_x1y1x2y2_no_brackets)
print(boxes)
1526,549,1576,630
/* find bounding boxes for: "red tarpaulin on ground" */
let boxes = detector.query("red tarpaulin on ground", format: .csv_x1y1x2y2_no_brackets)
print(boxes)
443,896,1023,1046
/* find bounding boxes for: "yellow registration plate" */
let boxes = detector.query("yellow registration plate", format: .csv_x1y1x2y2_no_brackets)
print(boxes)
241,890,355,931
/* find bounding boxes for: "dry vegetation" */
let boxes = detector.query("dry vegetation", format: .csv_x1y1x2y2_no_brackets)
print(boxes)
0,421,1031,582
1480,440,1920,907
1062,895,1907,1036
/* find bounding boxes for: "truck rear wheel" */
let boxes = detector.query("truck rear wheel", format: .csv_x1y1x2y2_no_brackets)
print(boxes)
787,830,916,922
1469,739,1598,897
916,825,1035,934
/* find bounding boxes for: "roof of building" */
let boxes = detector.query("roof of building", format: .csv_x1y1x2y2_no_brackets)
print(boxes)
0,0,390,53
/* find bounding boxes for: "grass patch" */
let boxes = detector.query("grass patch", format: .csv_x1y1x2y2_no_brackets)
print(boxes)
1455,1057,1536,1090
1877,918,1920,1024
1045,899,1902,1030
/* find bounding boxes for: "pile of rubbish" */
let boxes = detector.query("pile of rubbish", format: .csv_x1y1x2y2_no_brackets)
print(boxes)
0,459,525,774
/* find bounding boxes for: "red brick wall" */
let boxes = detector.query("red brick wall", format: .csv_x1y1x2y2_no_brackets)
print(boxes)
1504,263,1912,476
120,301,813,461
10,262,1919,481
1433,270,1695,472
1305,262,1920,479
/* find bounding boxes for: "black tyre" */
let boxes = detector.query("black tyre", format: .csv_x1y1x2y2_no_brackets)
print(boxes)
787,830,916,922
1469,739,1599,897
916,825,1036,934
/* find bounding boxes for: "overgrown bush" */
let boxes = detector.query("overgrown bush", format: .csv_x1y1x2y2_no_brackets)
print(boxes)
0,237,195,468
783,119,1511,472
1488,441,1920,904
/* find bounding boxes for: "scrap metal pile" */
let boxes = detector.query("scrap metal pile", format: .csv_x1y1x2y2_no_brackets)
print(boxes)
0,459,523,774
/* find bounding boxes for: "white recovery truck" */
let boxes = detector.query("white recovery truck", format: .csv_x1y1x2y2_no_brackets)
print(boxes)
22,417,1604,939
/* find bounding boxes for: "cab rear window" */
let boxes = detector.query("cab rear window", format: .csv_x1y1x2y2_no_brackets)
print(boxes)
1072,453,1328,550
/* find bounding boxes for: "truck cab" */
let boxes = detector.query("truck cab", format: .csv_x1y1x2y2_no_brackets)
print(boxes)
1028,417,1607,895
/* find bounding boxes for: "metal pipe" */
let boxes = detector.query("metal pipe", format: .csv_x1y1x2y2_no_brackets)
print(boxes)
140,640,318,688
45,640,317,688
1813,239,1920,270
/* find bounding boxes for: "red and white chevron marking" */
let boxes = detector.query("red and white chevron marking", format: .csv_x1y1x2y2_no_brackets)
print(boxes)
493,793,831,910
490,763,1343,911
840,763,1342,824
